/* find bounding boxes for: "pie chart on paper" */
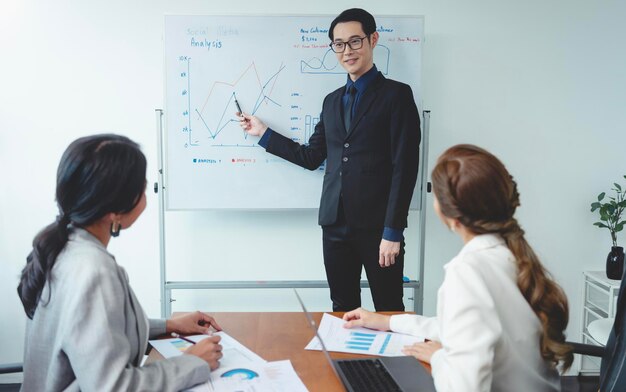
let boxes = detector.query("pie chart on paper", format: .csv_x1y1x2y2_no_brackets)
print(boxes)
220,368,259,380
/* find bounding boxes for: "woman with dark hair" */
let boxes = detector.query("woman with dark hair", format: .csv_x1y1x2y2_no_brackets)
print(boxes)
343,144,572,391
18,134,222,391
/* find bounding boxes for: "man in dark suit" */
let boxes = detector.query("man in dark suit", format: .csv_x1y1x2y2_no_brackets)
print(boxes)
240,8,421,311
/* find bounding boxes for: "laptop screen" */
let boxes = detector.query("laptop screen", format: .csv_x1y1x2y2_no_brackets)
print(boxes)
293,289,342,381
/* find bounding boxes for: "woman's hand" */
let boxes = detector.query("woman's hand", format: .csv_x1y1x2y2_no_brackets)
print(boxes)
185,335,223,370
342,308,391,331
401,340,443,363
166,311,222,335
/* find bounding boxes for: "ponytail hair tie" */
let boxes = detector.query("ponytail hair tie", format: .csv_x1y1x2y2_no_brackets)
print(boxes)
56,214,71,227
500,218,523,239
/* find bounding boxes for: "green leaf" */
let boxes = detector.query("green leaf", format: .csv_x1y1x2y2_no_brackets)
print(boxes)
598,192,606,201
616,222,625,232
594,222,609,228
616,183,623,191
591,202,601,211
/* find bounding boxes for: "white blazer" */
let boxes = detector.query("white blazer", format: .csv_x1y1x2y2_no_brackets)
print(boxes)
21,228,210,391
390,234,560,392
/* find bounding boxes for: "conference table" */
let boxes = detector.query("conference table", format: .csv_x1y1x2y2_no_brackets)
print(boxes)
147,312,430,391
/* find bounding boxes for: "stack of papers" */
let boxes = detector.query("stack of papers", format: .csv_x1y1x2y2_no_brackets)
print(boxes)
150,332,307,392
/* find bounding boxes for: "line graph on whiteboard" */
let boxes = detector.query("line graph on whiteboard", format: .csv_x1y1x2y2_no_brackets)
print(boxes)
163,15,422,209
177,56,287,148
300,45,391,75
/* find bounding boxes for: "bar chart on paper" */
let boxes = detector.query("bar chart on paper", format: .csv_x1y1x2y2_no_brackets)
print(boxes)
346,331,376,351
305,313,425,357
164,15,423,209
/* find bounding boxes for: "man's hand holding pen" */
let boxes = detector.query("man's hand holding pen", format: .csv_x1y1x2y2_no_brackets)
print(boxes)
238,112,268,137
234,94,268,137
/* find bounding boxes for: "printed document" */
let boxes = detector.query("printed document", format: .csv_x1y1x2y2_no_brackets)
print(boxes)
186,359,307,392
150,332,308,391
150,332,265,366
305,313,424,357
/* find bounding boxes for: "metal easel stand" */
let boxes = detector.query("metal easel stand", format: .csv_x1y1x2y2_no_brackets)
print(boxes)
416,110,431,315
155,109,430,317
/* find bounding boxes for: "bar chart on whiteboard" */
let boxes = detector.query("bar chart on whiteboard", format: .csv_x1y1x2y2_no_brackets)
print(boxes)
164,15,423,210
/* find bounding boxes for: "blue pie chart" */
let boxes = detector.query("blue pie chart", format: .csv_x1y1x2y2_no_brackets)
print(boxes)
220,368,259,380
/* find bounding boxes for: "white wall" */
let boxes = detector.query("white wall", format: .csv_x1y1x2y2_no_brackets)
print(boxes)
1,0,625,376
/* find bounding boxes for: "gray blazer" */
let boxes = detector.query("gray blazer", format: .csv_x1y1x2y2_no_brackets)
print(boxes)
21,228,210,391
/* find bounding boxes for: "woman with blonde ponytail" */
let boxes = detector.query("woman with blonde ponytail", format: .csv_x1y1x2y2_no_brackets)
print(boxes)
343,144,572,391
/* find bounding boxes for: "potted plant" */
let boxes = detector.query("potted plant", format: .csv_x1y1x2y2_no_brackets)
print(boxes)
591,176,626,279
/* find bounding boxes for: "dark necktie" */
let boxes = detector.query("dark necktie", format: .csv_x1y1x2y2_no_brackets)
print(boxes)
344,86,356,131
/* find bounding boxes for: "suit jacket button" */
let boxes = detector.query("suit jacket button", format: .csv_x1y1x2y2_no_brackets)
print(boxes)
342,157,348,162
344,143,350,148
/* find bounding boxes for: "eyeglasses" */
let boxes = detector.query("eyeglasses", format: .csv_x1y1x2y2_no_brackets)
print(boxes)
329,35,369,53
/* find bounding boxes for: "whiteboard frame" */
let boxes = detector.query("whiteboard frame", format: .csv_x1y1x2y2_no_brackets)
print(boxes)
157,13,428,316
156,109,430,316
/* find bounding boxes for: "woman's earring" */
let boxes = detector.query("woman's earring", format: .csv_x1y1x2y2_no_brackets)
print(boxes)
110,221,122,237
449,220,459,233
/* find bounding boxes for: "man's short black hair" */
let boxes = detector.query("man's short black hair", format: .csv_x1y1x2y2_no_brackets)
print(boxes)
328,8,376,41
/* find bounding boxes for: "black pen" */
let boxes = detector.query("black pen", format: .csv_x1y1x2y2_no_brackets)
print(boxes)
171,332,196,345
234,93,243,116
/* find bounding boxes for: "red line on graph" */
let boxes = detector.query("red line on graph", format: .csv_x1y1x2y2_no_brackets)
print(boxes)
199,62,264,115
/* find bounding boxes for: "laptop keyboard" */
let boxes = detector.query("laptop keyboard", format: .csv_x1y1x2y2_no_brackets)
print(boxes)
337,359,402,392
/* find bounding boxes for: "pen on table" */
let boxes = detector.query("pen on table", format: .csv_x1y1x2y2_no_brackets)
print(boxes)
171,332,196,345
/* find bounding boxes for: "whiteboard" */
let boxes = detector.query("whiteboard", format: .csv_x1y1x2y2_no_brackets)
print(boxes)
164,15,423,210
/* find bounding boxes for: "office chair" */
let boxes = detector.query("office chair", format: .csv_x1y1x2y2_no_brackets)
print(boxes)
564,267,626,392
0,363,22,392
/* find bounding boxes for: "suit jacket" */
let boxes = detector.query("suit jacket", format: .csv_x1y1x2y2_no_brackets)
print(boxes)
266,72,420,229
21,228,210,392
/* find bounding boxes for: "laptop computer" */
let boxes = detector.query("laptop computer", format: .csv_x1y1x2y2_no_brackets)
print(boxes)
294,289,436,392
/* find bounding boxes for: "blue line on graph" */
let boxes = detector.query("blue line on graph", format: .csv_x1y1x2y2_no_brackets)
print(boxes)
300,45,391,75
193,64,286,144
378,334,392,354
194,90,248,140
376,45,391,75
250,64,286,115
300,49,341,74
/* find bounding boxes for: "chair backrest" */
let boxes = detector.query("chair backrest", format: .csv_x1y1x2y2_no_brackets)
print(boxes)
0,362,22,392
599,268,626,391
0,363,22,375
